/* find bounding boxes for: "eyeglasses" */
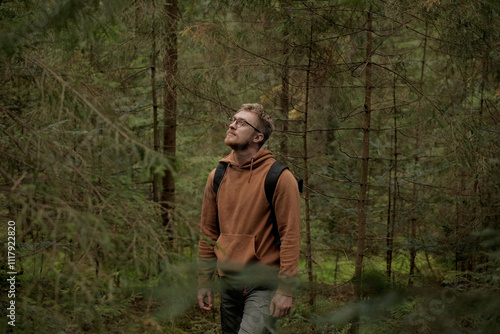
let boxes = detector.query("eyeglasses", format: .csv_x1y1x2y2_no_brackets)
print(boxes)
228,117,262,133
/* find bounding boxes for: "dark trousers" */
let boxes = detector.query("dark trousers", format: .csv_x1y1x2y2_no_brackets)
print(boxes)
219,277,277,334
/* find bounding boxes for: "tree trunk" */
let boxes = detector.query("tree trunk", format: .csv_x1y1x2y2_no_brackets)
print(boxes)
385,168,393,278
409,22,427,287
279,5,290,157
354,8,373,299
161,0,178,248
386,74,398,281
303,20,314,306
151,0,160,203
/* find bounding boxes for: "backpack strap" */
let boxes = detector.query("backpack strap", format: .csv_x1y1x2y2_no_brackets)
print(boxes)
265,161,290,248
265,161,303,202
213,162,229,233
213,162,228,198
265,161,288,204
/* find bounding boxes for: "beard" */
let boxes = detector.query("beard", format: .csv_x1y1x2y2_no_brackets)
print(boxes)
224,133,251,150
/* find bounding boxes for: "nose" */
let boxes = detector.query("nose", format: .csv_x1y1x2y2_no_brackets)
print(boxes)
229,120,237,129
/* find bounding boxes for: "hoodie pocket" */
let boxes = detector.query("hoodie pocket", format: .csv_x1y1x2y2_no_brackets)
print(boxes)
215,233,257,271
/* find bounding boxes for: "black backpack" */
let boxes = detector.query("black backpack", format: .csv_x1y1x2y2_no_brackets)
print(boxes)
213,161,303,247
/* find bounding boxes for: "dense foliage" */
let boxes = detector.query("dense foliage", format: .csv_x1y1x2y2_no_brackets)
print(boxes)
1,0,499,333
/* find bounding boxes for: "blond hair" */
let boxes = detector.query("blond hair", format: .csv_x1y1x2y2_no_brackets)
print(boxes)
237,103,274,148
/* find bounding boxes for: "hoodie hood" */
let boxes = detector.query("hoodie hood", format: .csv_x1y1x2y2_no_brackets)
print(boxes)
220,148,274,170
219,148,275,184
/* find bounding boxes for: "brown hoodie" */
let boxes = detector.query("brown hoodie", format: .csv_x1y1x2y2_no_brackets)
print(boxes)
198,148,301,296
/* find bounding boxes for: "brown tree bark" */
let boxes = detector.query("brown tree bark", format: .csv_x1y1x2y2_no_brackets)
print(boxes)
386,74,398,281
279,5,290,157
354,9,373,297
303,20,314,306
151,0,160,203
161,0,178,248
408,23,427,287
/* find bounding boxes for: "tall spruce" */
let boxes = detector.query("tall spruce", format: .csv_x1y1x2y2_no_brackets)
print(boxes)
161,0,178,247
354,8,373,297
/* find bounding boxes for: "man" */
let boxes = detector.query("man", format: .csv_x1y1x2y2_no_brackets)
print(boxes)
197,103,301,333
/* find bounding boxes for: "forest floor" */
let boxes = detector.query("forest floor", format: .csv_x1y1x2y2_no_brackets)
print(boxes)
111,282,359,333
116,279,500,334
3,272,497,333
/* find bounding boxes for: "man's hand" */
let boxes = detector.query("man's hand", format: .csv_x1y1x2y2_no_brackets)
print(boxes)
197,288,213,311
269,293,293,318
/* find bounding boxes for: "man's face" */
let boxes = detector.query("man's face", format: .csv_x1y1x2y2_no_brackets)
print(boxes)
224,110,262,150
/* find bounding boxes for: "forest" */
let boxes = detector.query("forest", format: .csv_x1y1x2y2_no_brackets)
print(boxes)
0,0,499,333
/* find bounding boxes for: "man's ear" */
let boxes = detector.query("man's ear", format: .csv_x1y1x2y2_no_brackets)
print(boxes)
253,133,265,145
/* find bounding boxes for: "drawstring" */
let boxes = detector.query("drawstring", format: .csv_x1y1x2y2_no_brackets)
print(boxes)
247,158,254,183
243,285,247,295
